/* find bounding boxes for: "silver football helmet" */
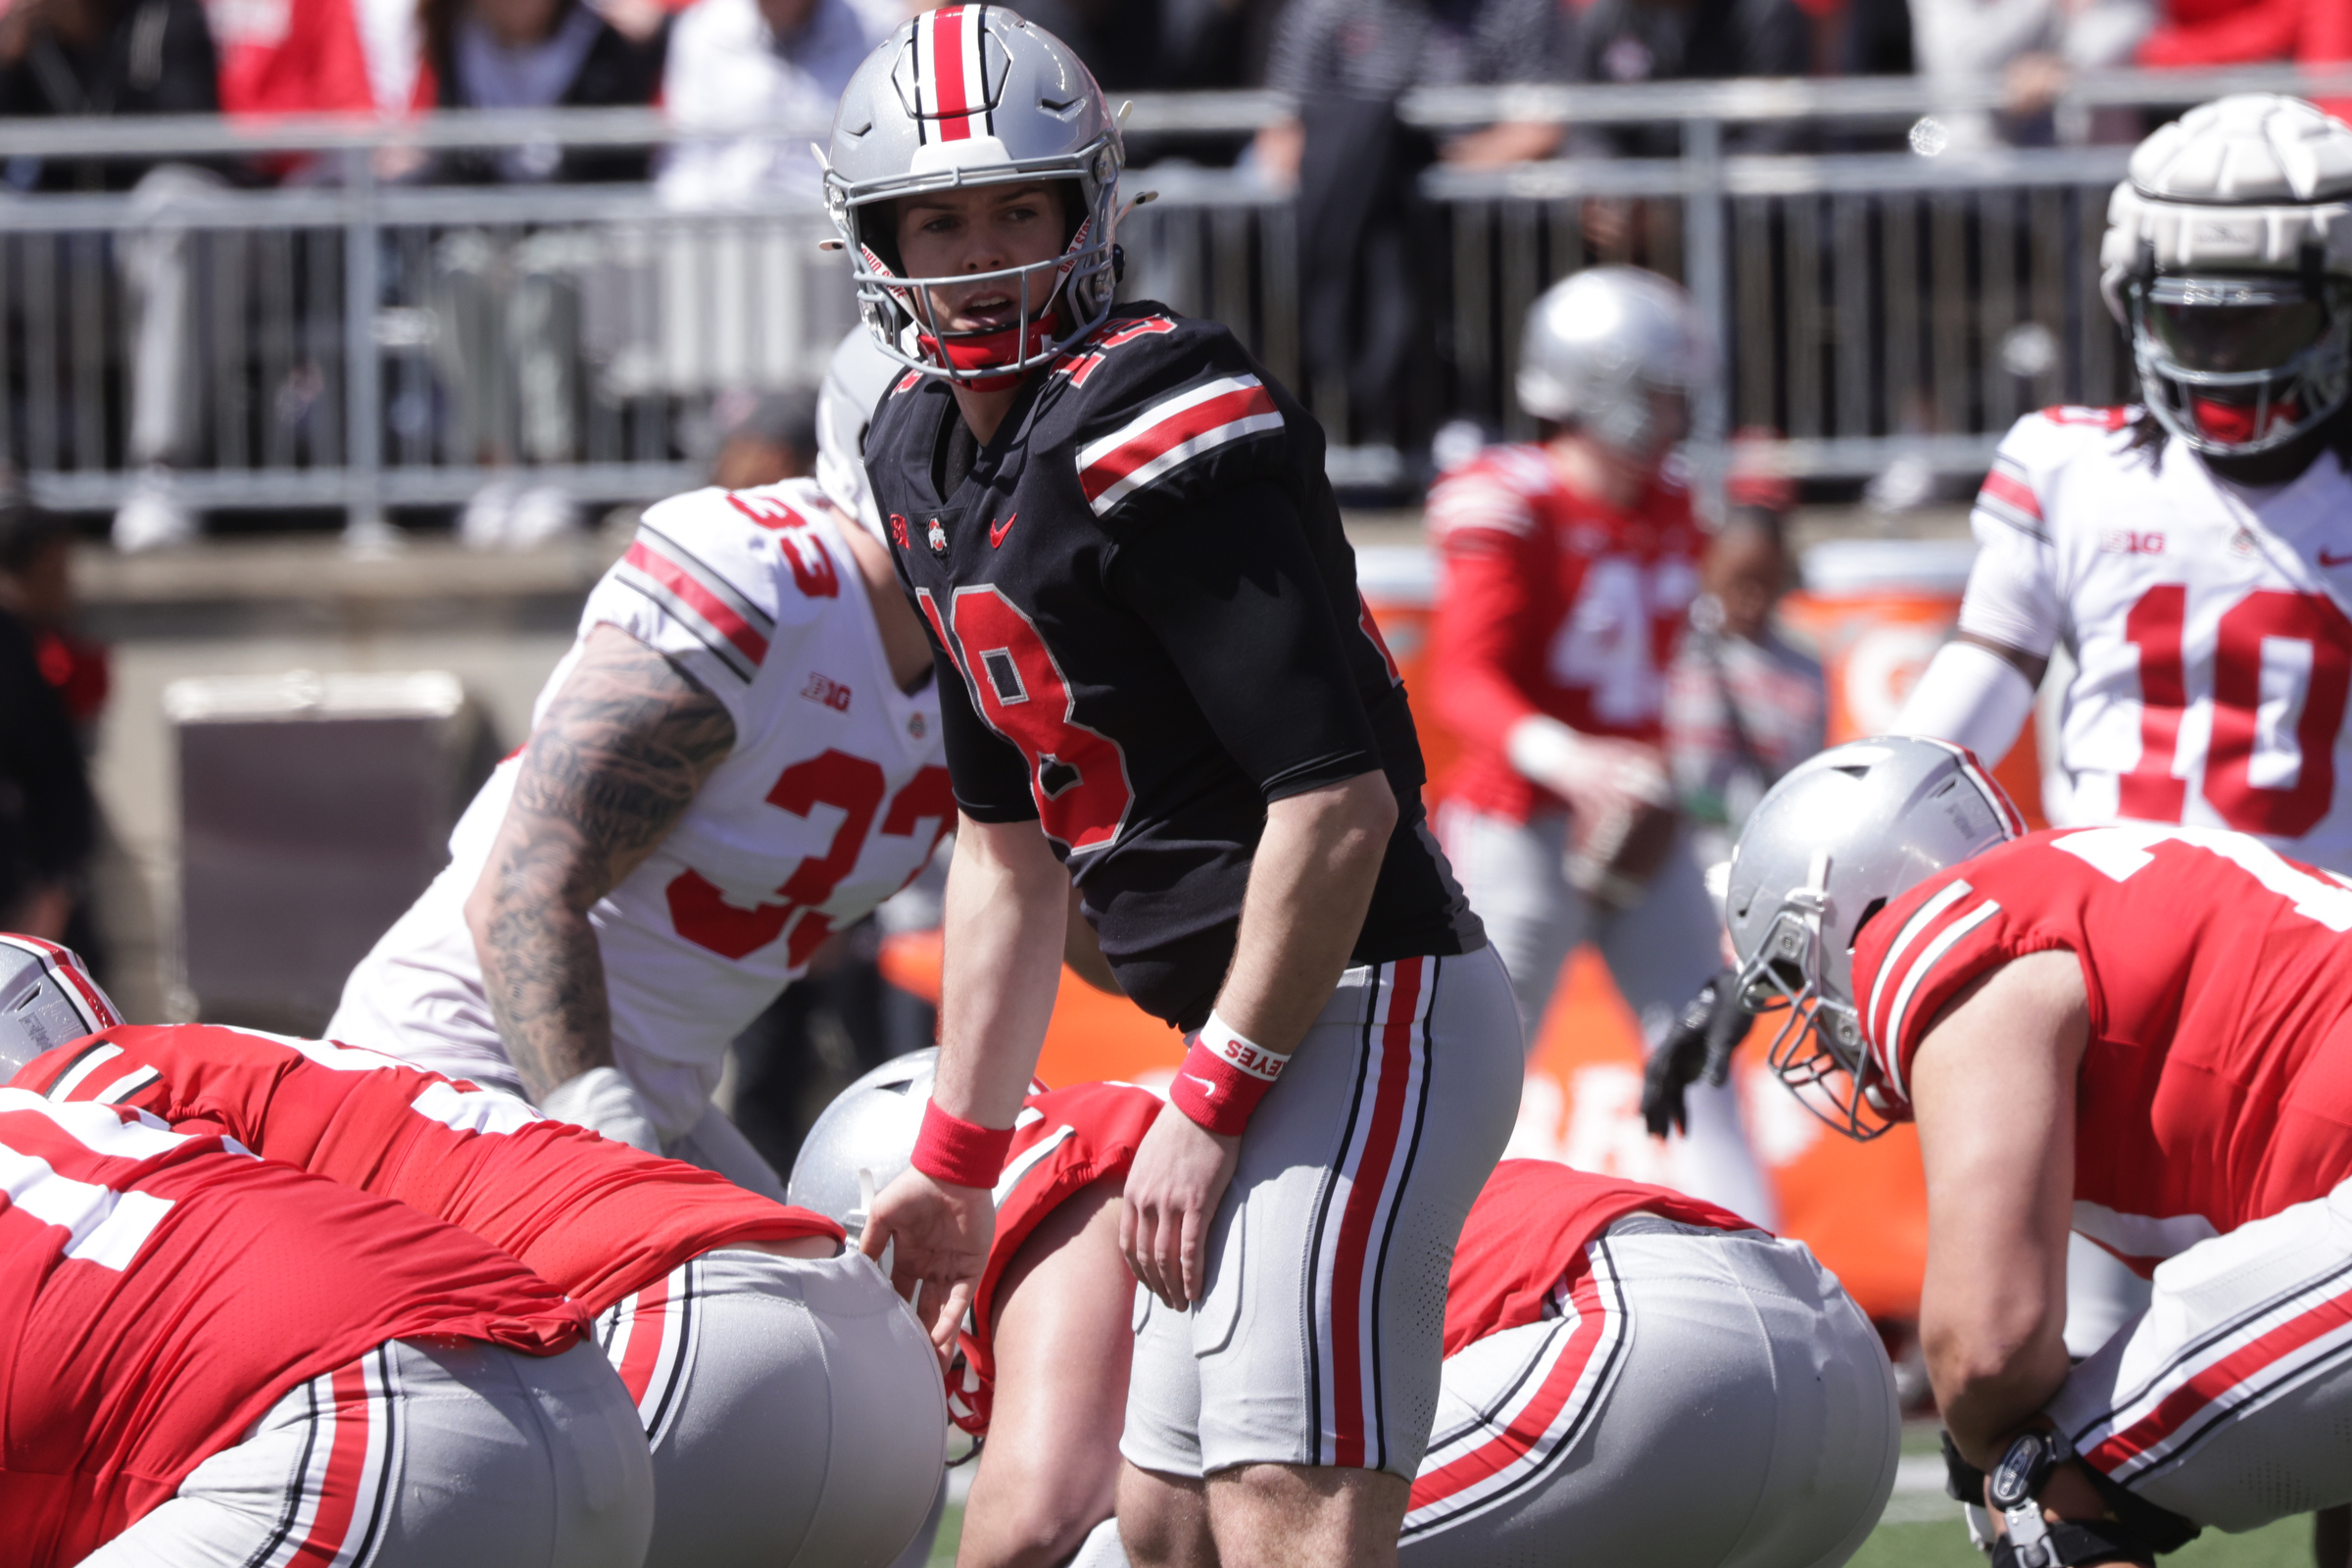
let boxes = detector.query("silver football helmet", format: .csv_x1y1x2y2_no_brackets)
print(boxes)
788,1049,939,1240
2101,94,2352,457
824,6,1124,385
1515,266,1714,465
1725,737,2021,1139
0,934,123,1082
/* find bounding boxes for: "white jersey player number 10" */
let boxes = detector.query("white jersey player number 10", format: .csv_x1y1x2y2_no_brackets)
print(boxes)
2115,585,2352,837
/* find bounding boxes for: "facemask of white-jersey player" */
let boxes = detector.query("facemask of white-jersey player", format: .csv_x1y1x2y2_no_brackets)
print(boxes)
1718,737,2021,1140
0,934,123,1082
822,6,1126,391
2122,269,2352,457
2099,93,2352,464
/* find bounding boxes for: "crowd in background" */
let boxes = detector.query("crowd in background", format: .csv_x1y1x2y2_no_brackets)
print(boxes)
0,0,2337,158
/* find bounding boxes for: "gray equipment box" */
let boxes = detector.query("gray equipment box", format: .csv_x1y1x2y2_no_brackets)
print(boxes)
167,670,486,1034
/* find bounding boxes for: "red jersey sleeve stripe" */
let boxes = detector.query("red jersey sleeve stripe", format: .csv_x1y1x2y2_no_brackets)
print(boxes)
1975,464,2048,542
1879,898,2002,1104
1075,377,1284,515
614,534,771,681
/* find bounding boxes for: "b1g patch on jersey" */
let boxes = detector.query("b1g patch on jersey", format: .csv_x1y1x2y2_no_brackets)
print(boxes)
1075,374,1284,520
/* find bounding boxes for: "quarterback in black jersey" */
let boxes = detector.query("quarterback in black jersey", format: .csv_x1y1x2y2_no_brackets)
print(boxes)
832,11,1522,1568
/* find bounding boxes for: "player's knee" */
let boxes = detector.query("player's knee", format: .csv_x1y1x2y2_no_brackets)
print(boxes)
1116,1465,1208,1568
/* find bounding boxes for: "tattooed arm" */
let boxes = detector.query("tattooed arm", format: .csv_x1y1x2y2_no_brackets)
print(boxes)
464,622,737,1101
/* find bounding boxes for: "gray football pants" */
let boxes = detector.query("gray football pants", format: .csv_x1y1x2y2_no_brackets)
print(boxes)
1399,1217,1898,1568
1123,948,1524,1482
82,1338,654,1568
2049,1177,2352,1532
597,1247,947,1568
1085,1219,1897,1568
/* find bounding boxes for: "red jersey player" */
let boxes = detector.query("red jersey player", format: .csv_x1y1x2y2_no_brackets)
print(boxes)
2,944,946,1568
0,945,654,1568
791,1054,1897,1568
1723,735,2352,1566
1427,265,1772,1224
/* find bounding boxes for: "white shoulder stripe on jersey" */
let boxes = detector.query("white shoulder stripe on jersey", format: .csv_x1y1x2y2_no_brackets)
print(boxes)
992,1123,1076,1208
1864,880,1974,1041
95,1066,160,1105
0,1088,191,1156
45,1043,123,1101
410,1079,542,1137
1880,899,2002,1103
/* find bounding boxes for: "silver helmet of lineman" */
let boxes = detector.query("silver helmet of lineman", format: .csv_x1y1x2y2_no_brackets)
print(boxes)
823,6,1124,384
1515,266,1713,465
2101,93,2352,458
787,1049,938,1239
1724,738,2021,1139
0,935,122,1081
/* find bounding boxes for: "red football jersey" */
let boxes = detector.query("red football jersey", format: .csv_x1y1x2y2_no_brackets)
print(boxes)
949,1081,1162,1437
1852,824,2352,1273
9,1024,840,1315
1442,1158,1756,1358
1427,444,1704,820
0,1091,585,1566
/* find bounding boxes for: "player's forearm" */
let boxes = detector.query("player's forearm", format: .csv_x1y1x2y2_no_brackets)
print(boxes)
1214,771,1397,1054
467,623,736,1098
1929,1316,2073,1468
937,814,1070,1129
467,890,616,1099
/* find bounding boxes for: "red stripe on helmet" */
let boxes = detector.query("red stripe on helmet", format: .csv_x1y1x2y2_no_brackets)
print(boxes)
932,7,973,141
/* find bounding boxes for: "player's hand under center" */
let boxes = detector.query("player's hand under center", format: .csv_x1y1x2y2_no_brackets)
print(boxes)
1120,1109,1241,1309
861,1166,992,1351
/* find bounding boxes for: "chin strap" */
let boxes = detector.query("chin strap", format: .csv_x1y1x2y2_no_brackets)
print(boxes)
1945,1431,2199,1566
914,316,1062,390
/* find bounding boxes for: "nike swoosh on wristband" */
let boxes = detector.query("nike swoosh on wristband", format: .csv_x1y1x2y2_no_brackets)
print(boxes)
2322,548,2352,567
989,514,1016,548
1182,1074,1221,1097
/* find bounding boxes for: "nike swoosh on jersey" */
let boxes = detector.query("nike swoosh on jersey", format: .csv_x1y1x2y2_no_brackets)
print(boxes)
989,514,1016,548
2322,548,2352,567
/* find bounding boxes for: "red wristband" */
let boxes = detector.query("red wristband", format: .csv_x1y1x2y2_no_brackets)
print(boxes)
1167,1012,1291,1138
911,1100,1015,1189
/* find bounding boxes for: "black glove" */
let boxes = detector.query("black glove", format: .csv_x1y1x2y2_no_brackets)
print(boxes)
1641,969,1749,1139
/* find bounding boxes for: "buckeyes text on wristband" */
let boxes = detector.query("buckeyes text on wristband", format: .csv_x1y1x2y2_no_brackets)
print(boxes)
911,1100,1015,1189
1168,1013,1292,1138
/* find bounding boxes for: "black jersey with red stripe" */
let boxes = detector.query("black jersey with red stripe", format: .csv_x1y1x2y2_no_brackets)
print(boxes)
868,304,1482,1029
1851,825,2352,1273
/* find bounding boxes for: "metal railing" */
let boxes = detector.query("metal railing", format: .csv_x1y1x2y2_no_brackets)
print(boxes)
0,62,2345,534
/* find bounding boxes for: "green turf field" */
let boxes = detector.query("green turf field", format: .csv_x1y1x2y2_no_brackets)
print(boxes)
1850,1513,2311,1567
925,1496,2320,1565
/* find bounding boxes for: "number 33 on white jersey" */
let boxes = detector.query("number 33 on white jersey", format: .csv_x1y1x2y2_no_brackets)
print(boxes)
330,479,949,1138
1965,408,2352,869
